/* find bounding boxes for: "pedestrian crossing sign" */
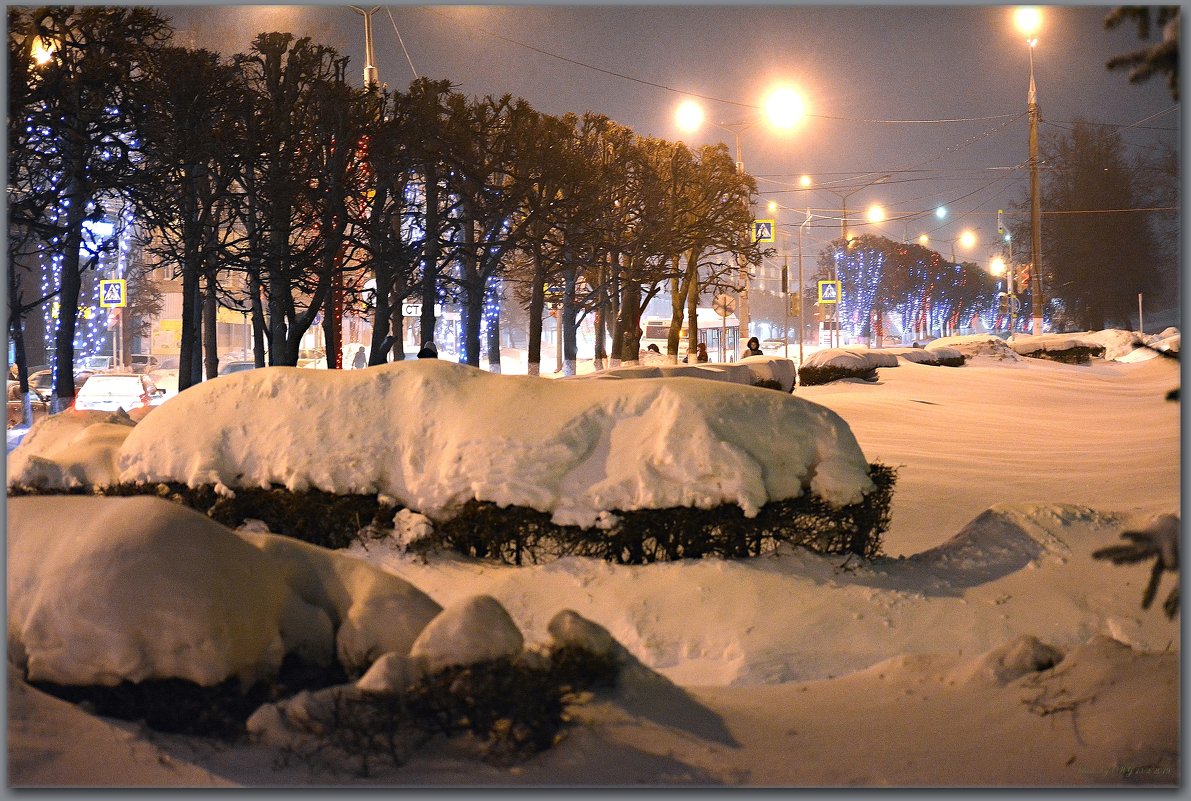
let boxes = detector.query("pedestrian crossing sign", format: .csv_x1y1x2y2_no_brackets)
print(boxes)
753,219,775,243
818,280,841,304
99,279,127,308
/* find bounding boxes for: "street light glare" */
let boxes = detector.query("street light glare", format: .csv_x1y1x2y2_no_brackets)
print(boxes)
935,206,947,220
959,230,977,249
674,99,704,134
866,204,885,224
1014,6,1042,38
763,86,805,131
767,200,779,213
799,175,812,188
31,37,54,65
918,234,930,246
990,256,1007,276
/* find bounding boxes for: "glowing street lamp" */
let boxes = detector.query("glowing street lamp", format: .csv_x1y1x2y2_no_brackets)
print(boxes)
865,204,886,224
674,87,807,339
31,36,55,65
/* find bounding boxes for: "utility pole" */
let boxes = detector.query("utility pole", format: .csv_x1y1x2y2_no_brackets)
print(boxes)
1027,37,1044,335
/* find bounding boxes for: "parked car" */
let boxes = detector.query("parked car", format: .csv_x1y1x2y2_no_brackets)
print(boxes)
129,354,160,374
73,373,164,413
220,361,258,376
26,369,88,399
6,380,48,428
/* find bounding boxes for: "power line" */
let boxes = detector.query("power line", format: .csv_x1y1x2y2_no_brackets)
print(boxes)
385,7,418,80
421,7,1022,126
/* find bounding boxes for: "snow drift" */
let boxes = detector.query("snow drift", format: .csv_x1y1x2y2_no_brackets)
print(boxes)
43,360,880,528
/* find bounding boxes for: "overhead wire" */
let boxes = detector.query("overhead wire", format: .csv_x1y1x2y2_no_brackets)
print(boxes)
385,6,419,80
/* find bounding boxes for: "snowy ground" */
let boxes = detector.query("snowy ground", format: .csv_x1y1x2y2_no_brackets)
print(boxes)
6,332,1182,789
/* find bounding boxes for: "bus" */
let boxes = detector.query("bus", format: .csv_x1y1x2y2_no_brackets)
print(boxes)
640,307,740,362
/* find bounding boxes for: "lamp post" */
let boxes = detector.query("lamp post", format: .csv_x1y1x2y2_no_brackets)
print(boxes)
675,88,804,342
798,209,811,372
349,6,382,88
1016,6,1045,335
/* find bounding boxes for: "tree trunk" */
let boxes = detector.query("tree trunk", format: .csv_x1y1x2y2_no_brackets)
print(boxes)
420,164,440,348
202,262,219,381
527,245,546,377
486,276,502,374
618,276,642,366
686,259,699,362
562,263,578,376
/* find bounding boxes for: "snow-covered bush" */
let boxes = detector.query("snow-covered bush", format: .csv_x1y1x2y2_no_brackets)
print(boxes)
8,495,443,688
798,349,880,385
9,361,888,560
928,334,1020,361
1007,333,1106,364
247,606,622,771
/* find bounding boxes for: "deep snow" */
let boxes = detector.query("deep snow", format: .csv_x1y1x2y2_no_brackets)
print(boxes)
5,329,1181,788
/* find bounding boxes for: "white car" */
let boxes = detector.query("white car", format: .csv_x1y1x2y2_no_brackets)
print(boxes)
74,373,164,413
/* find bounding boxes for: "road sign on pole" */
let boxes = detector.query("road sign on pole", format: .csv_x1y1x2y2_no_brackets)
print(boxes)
712,293,737,317
99,279,127,308
817,280,841,304
752,219,775,243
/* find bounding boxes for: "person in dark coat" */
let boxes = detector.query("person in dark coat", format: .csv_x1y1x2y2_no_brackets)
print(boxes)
417,341,438,359
351,345,367,369
743,336,764,357
696,342,709,363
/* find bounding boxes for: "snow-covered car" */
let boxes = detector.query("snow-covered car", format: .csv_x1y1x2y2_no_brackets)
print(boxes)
760,338,790,354
73,373,164,413
220,361,258,376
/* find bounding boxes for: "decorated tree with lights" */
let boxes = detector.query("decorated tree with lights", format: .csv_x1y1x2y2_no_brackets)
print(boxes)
822,235,1001,342
441,93,546,369
9,6,172,410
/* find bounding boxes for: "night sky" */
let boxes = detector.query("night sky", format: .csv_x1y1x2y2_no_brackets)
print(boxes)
161,3,1180,263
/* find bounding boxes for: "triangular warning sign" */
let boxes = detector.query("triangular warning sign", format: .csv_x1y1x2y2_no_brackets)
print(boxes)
821,283,837,300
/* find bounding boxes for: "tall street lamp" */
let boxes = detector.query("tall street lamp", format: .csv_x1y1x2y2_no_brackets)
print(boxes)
675,87,805,341
350,6,382,88
1015,6,1044,335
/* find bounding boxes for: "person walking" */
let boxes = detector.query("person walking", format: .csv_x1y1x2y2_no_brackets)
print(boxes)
351,345,368,369
417,341,438,359
743,336,764,357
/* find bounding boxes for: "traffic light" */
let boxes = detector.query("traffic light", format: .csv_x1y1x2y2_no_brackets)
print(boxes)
998,293,1009,316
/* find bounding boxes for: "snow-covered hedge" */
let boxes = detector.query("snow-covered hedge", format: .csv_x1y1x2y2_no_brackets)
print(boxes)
576,355,796,392
798,349,884,385
11,361,874,528
1005,333,1106,364
927,335,1021,361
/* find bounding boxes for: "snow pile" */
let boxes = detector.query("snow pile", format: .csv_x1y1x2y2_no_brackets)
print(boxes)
1080,329,1153,361
8,409,135,489
928,334,1020,361
881,346,963,365
1007,332,1103,356
801,348,897,371
577,355,796,392
106,360,874,525
7,496,443,687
